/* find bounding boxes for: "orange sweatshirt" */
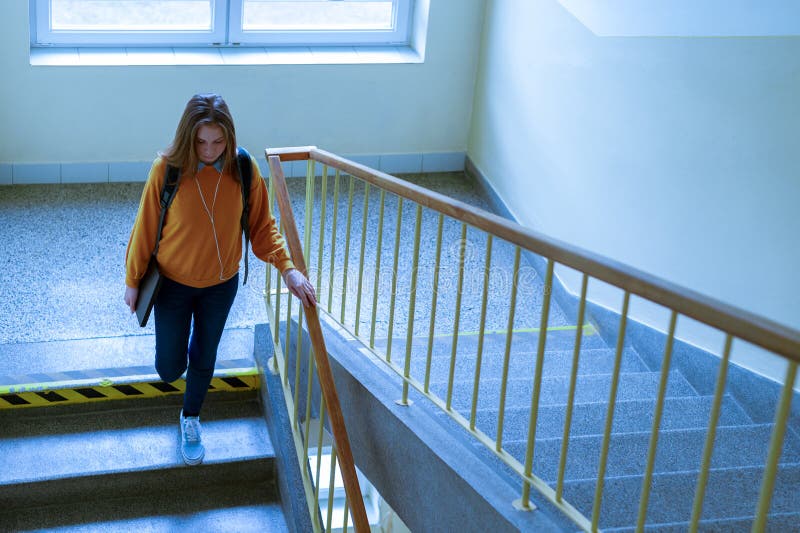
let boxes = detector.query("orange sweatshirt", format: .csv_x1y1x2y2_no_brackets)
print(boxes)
125,155,294,288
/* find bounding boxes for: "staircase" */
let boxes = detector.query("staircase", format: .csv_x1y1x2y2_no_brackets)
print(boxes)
0,333,294,532
2,171,798,531
369,324,800,531
0,393,287,531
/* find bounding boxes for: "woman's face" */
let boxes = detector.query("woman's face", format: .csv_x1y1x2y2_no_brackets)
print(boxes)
195,123,227,165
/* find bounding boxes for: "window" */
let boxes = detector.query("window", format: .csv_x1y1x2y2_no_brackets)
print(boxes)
32,0,413,47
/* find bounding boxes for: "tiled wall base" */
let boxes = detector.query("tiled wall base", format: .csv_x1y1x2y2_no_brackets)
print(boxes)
0,152,465,185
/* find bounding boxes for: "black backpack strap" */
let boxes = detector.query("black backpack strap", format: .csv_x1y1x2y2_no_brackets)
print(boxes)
237,147,253,285
153,164,181,259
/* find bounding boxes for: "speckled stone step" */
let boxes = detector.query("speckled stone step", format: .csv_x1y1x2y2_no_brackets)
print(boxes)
604,511,800,532
429,370,698,414
561,464,800,529
0,393,276,512
475,394,752,442
503,423,800,483
403,347,648,386
0,481,289,532
0,328,254,377
373,328,609,364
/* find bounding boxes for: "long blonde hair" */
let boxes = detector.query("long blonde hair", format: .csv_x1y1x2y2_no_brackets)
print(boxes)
162,93,239,181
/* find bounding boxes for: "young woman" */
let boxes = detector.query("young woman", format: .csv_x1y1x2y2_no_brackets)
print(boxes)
124,93,315,465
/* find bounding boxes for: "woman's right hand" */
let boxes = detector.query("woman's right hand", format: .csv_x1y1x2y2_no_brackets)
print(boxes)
124,286,139,314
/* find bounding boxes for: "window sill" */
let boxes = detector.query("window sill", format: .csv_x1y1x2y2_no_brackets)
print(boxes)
29,45,423,66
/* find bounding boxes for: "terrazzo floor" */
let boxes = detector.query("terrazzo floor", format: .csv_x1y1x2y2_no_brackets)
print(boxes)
0,171,569,377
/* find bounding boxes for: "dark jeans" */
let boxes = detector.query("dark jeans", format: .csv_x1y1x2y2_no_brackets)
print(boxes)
154,274,238,416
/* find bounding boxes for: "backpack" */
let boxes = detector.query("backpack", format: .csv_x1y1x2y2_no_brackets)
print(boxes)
161,146,254,285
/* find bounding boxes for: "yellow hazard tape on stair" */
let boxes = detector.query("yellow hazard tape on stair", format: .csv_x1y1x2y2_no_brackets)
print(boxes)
0,358,259,410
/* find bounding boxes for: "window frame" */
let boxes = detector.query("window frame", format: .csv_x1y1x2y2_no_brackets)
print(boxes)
228,0,412,46
31,0,414,48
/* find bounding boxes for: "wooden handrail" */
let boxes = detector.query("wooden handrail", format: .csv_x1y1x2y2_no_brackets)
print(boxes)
266,146,800,364
267,154,370,533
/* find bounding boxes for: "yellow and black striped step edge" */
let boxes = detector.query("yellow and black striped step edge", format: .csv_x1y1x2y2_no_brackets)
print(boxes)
0,358,259,409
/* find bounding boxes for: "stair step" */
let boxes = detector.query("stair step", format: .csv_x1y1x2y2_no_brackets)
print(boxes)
430,370,697,413
0,328,254,377
0,394,276,510
560,464,800,529
374,327,609,361
604,511,800,532
0,481,289,532
403,347,648,384
503,423,800,483
475,394,753,442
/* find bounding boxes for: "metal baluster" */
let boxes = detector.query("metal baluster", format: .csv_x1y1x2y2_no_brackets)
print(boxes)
591,291,630,531
304,160,314,265
689,335,733,532
556,274,589,502
340,176,355,324
636,311,678,531
342,499,350,533
496,246,521,451
386,197,404,363
425,214,445,393
401,204,423,405
274,270,287,383
355,183,370,336
369,190,386,348
446,223,468,411
316,165,328,297
313,397,327,519
520,259,554,509
289,295,300,426
469,234,493,429
753,359,798,531
303,331,315,460
327,170,341,313
326,445,338,531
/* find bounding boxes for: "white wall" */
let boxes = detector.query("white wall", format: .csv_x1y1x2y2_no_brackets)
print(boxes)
0,0,485,163
468,0,800,382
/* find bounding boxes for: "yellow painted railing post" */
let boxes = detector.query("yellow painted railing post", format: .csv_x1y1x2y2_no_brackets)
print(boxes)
369,190,386,348
354,183,370,336
424,214,445,393
274,271,286,380
316,165,328,298
752,359,798,532
303,335,315,459
496,246,521,451
556,274,588,502
446,223,468,411
386,197,404,363
313,398,327,522
400,204,424,405
342,501,350,533
470,234,493,430
292,301,302,427
520,259,554,509
326,445,338,531
327,170,341,313
635,311,678,531
591,291,630,531
689,335,732,532
340,176,355,324
305,160,315,264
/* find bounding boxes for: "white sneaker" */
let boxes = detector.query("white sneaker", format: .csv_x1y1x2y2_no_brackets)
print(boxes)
180,410,205,466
